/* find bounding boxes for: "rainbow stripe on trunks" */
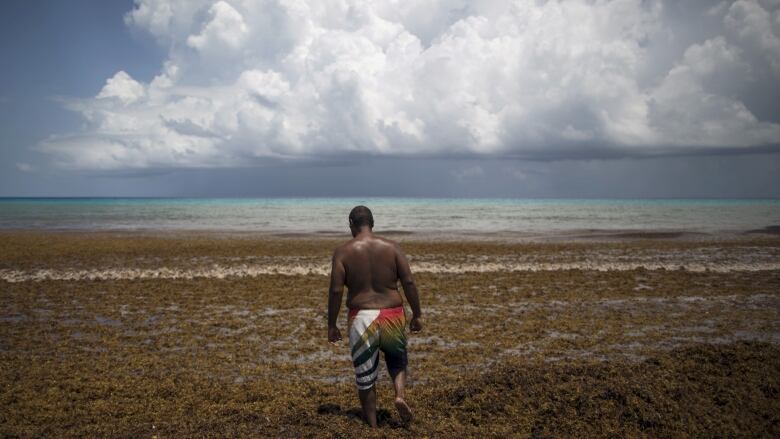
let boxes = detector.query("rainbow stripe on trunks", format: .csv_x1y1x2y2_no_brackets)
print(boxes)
348,306,408,390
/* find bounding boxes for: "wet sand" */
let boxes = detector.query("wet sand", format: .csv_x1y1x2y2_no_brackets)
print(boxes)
1,231,779,437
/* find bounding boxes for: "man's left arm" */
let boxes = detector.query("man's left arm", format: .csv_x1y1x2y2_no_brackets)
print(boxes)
327,250,346,344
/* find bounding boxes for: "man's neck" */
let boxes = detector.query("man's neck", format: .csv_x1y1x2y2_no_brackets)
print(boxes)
355,227,373,238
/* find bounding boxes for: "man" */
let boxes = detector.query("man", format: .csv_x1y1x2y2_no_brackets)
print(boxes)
327,205,423,428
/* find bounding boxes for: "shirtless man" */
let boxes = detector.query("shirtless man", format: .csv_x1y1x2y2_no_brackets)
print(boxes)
327,205,423,428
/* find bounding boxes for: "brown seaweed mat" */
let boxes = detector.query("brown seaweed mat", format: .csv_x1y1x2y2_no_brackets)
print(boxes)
1,343,777,437
1,232,779,437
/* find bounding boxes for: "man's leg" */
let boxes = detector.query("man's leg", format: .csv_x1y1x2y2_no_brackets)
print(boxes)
389,368,412,422
357,385,377,428
348,309,381,427
380,306,412,423
390,367,406,399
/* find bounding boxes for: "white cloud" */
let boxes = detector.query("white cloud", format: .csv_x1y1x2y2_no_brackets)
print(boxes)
646,37,778,148
724,0,780,74
187,1,249,52
41,0,780,170
124,0,211,45
96,71,146,104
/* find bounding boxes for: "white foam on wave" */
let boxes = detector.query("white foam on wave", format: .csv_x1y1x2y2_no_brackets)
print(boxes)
1,260,779,282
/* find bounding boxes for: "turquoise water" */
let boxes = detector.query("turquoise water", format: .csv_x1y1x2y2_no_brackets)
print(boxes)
0,198,778,234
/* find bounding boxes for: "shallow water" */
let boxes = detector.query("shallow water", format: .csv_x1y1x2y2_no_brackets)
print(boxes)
1,197,779,234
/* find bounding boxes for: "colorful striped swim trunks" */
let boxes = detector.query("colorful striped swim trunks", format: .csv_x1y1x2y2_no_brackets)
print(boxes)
348,306,408,390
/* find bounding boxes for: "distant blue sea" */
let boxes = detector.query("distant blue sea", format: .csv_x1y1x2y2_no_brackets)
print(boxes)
0,198,778,235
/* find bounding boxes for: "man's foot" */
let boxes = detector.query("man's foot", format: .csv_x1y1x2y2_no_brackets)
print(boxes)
394,397,413,423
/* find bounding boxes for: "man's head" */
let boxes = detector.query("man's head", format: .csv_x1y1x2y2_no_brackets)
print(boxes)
349,205,374,236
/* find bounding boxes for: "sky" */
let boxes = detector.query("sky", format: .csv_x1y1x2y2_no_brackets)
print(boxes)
1,0,779,198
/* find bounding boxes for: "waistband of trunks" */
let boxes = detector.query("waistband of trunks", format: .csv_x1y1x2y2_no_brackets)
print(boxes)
348,306,404,320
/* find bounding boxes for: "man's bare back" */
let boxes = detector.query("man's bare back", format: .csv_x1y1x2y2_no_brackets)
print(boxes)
327,206,422,428
327,230,423,341
338,235,404,310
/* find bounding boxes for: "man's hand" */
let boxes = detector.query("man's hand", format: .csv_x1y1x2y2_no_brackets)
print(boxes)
409,316,423,333
328,326,342,344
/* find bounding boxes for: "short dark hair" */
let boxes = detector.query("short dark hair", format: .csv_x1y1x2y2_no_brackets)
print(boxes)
349,205,374,228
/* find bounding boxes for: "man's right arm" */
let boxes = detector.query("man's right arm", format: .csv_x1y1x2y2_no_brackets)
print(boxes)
327,249,346,343
395,244,422,332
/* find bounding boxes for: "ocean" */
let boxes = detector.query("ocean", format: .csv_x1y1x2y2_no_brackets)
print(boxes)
0,198,778,235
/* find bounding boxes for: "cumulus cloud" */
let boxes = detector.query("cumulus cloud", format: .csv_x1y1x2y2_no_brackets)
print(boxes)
40,0,780,170
724,0,780,74
186,1,249,52
96,71,146,104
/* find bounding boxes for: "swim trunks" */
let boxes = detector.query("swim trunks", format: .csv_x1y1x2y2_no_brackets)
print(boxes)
348,306,408,390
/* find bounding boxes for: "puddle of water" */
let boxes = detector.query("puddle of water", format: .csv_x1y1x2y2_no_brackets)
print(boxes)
409,335,480,349
263,349,341,365
547,331,580,340
94,315,122,327
0,314,25,323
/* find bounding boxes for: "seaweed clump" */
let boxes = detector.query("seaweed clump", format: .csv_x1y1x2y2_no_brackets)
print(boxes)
413,341,780,438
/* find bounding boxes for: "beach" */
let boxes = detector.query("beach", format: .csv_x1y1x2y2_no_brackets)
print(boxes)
5,0,780,434
1,230,778,437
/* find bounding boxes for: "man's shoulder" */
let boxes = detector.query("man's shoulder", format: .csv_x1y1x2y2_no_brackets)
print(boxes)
332,241,350,257
373,234,398,245
332,238,362,256
369,235,402,253
333,235,399,254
